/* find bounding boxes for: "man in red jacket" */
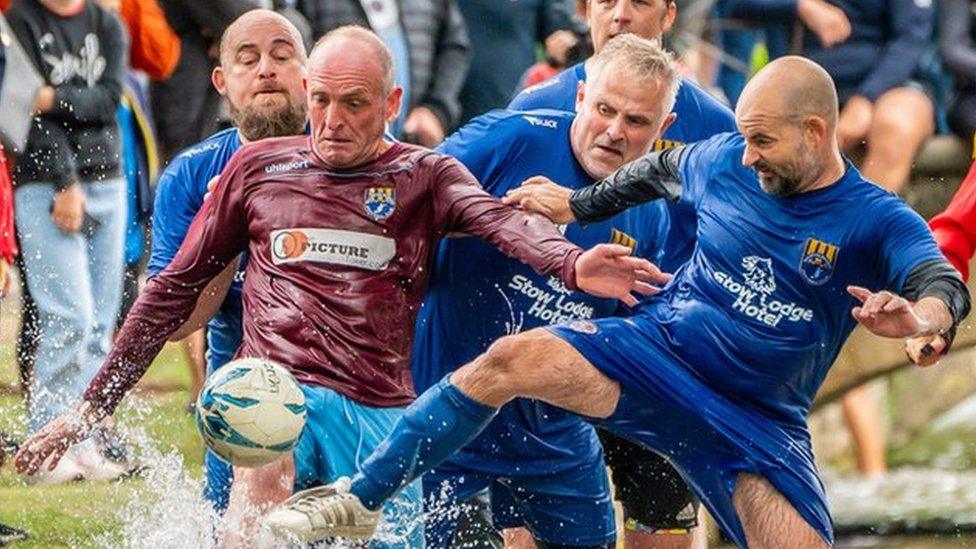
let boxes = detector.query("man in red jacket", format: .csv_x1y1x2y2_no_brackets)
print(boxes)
931,160,976,280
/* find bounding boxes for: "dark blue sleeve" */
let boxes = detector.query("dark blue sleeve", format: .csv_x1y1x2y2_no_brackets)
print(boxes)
436,112,514,194
678,133,732,209
147,163,205,277
857,0,934,101
879,204,947,292
508,69,576,111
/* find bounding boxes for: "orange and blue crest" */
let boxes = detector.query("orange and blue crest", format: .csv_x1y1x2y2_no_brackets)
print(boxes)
799,238,839,286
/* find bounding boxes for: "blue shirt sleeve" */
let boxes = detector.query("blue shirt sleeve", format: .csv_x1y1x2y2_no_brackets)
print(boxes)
147,164,205,278
677,133,732,209
878,203,947,292
437,112,514,193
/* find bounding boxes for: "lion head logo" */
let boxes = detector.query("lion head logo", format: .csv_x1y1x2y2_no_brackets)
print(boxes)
741,256,776,295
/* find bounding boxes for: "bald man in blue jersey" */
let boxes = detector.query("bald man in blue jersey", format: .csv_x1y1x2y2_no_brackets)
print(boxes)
511,1,735,544
266,56,970,549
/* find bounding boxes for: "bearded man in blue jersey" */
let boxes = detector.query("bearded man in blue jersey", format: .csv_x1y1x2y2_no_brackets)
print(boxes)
511,1,736,545
264,56,970,549
147,9,308,513
406,35,678,548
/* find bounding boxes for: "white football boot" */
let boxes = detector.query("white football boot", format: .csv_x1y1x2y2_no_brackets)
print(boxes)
263,477,381,542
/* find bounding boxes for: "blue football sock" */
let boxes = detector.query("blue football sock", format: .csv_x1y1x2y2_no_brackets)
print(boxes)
350,377,497,510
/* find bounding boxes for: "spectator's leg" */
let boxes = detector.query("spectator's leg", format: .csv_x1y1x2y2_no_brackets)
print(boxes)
82,178,126,399
861,87,935,193
841,385,886,476
15,252,38,403
14,184,93,432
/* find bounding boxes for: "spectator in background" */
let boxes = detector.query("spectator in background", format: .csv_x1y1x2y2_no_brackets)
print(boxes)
6,0,130,483
801,0,935,193
296,0,469,146
455,0,577,124
0,26,28,548
152,0,258,162
940,0,976,143
715,0,851,105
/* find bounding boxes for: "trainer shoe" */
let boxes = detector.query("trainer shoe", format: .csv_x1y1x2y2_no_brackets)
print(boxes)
0,521,29,545
263,477,381,542
25,447,85,486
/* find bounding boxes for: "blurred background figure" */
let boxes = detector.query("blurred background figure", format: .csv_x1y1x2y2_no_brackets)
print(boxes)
151,0,258,162
455,0,579,123
800,0,936,194
6,0,131,483
940,0,976,144
295,0,469,146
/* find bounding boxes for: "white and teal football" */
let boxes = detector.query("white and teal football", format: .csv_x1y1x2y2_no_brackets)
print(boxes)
195,358,307,467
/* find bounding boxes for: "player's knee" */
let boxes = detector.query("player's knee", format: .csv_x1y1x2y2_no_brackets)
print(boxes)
233,455,294,501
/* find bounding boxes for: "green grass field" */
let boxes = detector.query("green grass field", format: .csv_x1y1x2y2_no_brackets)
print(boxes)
0,341,205,548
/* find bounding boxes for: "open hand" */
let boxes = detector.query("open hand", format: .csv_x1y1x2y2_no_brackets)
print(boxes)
576,244,672,307
503,176,575,224
847,285,927,339
14,413,91,476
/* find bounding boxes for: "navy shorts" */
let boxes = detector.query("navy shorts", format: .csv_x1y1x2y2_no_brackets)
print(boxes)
423,449,616,547
548,315,834,548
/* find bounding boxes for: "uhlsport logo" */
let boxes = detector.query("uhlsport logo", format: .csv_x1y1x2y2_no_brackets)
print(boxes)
799,238,839,286
365,187,396,221
270,228,396,271
713,256,814,327
265,159,309,174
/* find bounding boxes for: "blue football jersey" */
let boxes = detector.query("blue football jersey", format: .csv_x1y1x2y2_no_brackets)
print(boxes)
649,132,945,425
510,63,737,271
148,128,246,335
412,109,668,473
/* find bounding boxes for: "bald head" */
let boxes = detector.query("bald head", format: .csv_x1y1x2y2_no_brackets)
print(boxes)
309,26,395,94
219,9,307,67
738,56,838,129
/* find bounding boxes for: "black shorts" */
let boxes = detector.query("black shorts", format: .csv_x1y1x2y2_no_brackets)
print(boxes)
599,429,700,532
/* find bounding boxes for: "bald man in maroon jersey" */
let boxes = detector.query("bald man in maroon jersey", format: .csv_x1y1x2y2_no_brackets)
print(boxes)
17,25,667,544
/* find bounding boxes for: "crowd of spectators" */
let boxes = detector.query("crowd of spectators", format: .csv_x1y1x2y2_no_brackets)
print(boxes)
0,0,971,514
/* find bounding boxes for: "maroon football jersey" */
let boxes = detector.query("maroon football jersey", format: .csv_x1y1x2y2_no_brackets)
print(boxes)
85,137,582,413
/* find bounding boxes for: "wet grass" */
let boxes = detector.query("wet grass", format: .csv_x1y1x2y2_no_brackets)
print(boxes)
0,343,204,548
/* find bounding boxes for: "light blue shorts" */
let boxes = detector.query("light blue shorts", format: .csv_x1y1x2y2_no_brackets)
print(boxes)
293,384,424,547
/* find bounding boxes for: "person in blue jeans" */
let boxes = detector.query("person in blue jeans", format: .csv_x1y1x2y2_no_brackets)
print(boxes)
147,10,308,512
6,0,129,482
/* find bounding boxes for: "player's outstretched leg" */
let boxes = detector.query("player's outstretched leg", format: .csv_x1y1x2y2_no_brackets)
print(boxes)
732,473,829,549
263,328,620,541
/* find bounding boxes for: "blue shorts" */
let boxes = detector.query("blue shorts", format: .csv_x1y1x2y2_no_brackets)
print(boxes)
548,315,833,548
293,384,424,548
423,445,615,547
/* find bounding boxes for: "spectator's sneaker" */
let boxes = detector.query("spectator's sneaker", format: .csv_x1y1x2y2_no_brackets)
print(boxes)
25,448,85,486
0,521,29,545
73,439,135,482
263,477,380,542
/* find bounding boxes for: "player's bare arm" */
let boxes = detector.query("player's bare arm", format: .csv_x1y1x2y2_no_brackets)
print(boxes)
504,146,686,225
